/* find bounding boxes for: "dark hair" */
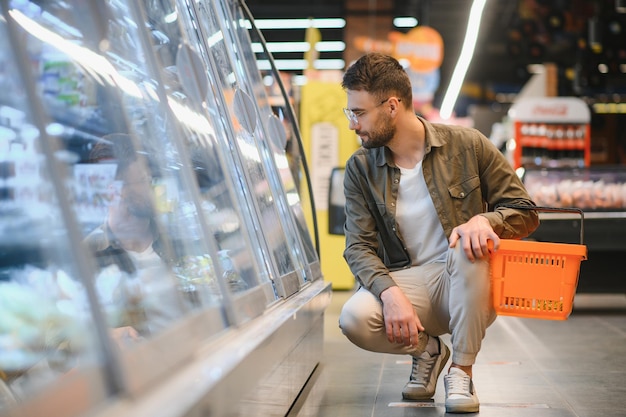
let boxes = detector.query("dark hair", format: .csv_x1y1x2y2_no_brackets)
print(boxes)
341,52,412,106
90,133,157,181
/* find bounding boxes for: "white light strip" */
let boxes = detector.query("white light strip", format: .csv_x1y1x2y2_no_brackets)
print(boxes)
256,18,346,29
311,40,346,52
293,75,308,86
251,41,346,53
164,11,178,24
593,102,626,113
393,17,418,28
253,42,308,53
207,31,224,47
248,18,346,30
9,9,143,99
439,0,487,120
256,59,345,71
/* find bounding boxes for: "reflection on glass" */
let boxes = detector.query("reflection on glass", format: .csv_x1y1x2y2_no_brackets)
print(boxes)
214,0,319,272
82,133,188,335
0,0,315,412
266,112,319,268
1,5,108,412
192,0,307,284
3,0,235,349
140,0,272,296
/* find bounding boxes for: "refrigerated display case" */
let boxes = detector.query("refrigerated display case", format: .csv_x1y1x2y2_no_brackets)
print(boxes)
0,1,330,416
183,0,320,296
523,166,626,294
509,97,591,169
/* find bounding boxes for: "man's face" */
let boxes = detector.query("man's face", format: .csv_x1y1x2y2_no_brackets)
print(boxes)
345,90,396,149
120,159,155,218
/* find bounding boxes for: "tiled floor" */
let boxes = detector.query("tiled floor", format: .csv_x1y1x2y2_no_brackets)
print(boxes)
292,290,626,417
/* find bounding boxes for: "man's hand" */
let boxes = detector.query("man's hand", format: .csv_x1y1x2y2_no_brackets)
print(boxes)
380,286,424,347
110,326,142,349
449,214,500,261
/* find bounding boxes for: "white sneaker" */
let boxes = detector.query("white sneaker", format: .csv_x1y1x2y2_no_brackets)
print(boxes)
402,336,450,400
444,367,479,413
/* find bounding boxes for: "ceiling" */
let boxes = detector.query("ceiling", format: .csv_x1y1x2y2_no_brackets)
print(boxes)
244,0,626,111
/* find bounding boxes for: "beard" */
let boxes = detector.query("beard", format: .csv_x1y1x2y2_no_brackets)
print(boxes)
357,112,395,149
125,192,156,219
128,199,156,219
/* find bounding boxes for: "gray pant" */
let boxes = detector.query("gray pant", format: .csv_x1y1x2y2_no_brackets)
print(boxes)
338,245,497,366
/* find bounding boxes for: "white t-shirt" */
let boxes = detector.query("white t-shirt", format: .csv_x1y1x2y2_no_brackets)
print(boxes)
126,244,161,270
396,161,448,265
126,245,184,333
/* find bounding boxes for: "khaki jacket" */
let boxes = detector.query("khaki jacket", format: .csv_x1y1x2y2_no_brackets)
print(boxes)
343,116,539,299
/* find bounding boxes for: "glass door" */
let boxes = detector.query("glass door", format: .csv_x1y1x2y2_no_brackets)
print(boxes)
139,0,278,320
227,0,321,280
180,0,306,297
1,0,257,397
1,3,116,415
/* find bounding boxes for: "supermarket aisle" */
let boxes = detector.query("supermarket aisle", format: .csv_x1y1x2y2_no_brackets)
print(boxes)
291,290,626,417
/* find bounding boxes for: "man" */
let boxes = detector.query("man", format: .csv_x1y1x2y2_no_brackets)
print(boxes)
338,53,538,413
85,133,164,277
84,133,185,339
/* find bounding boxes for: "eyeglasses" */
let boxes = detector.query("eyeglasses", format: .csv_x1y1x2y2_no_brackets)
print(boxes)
342,97,400,124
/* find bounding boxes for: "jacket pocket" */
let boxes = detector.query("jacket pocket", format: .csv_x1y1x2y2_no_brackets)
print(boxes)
448,175,480,199
448,176,481,220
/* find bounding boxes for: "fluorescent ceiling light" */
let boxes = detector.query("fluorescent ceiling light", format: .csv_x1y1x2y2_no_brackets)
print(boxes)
206,31,224,47
312,41,345,52
252,18,346,30
439,0,487,120
307,59,345,70
256,59,345,71
527,64,546,74
253,42,309,53
164,11,178,23
293,75,308,86
251,41,345,53
393,17,418,28
593,102,626,113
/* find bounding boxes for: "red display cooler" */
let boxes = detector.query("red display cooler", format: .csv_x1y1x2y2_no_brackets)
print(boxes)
508,97,591,169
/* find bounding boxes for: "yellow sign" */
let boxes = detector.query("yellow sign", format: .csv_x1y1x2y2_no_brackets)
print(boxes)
304,22,321,70
300,80,358,290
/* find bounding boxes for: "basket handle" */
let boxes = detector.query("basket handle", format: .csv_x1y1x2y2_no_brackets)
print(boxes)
495,203,585,245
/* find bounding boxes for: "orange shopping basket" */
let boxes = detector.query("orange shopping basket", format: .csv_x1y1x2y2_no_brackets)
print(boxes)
490,205,587,320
